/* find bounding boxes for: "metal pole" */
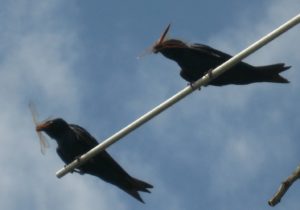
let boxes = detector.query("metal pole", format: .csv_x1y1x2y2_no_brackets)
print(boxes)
56,14,300,178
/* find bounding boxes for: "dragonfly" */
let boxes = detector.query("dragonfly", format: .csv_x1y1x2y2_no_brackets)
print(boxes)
29,102,50,155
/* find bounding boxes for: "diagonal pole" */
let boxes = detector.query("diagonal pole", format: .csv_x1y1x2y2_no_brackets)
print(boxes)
56,14,300,178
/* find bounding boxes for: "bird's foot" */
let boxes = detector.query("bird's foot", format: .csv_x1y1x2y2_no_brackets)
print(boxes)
64,164,84,175
188,82,201,91
203,68,214,87
65,156,83,174
74,155,81,162
206,68,214,79
73,168,85,175
64,164,74,174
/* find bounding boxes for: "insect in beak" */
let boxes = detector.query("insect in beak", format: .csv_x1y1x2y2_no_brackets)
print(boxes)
157,23,171,45
29,102,50,155
36,122,50,132
137,23,172,58
152,23,171,53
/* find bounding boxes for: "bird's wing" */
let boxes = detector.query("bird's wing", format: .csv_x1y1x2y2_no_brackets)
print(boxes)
56,147,73,164
190,43,232,59
70,124,125,167
70,124,132,179
69,124,99,148
69,124,116,161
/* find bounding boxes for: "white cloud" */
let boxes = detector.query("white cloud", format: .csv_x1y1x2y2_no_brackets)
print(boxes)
0,1,111,210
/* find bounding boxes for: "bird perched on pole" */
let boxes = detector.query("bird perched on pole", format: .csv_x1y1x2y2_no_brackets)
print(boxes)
35,118,153,203
152,24,290,86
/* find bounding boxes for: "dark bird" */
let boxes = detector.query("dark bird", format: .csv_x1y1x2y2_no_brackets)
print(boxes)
152,24,290,86
36,118,153,203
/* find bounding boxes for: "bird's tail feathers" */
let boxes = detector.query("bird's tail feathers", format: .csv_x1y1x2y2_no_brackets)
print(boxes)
131,177,153,193
124,177,153,203
257,63,290,83
127,188,145,203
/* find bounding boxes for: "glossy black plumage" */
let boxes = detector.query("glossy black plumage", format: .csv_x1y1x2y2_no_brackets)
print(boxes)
153,25,290,86
36,118,153,203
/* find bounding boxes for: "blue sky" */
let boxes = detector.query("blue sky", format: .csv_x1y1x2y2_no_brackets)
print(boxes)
0,0,299,210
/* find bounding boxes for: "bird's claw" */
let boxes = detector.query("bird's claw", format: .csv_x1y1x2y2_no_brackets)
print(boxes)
207,68,213,79
188,82,201,91
74,155,81,162
64,164,84,175
73,168,85,175
203,68,214,87
64,164,74,173
64,156,83,174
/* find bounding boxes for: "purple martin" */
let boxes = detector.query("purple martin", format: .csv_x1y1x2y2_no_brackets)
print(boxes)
36,118,153,203
152,24,290,86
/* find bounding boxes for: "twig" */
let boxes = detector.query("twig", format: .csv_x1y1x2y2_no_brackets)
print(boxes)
268,165,300,206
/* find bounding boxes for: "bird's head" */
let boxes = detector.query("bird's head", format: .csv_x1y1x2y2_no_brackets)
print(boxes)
36,118,69,140
152,24,188,54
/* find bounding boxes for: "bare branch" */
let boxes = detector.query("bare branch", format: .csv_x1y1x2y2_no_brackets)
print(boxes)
268,165,300,206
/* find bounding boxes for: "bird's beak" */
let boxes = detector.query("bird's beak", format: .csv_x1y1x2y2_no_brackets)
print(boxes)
152,23,171,53
36,122,49,132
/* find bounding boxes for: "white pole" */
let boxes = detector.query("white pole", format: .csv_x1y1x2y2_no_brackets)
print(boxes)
56,14,300,178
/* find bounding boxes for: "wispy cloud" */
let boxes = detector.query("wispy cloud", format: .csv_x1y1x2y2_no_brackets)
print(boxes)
132,1,300,210
0,1,106,210
0,0,299,210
